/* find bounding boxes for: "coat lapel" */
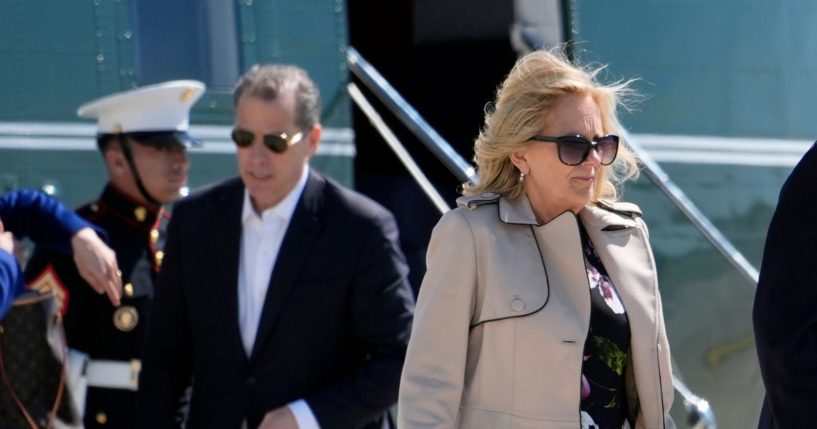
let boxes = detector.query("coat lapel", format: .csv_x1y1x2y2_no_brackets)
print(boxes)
250,172,324,361
580,204,664,427
210,179,248,366
579,205,659,345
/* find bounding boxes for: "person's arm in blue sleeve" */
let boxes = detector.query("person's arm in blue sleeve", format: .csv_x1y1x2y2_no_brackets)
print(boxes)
0,190,123,306
0,189,98,253
0,231,24,319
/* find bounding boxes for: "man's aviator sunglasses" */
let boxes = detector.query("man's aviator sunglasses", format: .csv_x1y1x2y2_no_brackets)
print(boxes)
231,128,304,153
528,134,619,166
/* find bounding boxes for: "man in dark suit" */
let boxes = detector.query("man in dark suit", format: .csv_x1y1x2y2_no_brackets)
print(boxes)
753,142,817,428
138,64,415,429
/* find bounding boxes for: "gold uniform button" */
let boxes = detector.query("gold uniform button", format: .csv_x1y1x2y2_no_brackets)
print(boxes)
155,250,164,267
150,229,159,244
134,207,146,222
113,306,139,332
96,412,107,424
90,203,99,212
123,282,134,297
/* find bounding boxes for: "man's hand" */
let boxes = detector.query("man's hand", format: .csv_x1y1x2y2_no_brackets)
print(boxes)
71,227,122,306
258,406,298,429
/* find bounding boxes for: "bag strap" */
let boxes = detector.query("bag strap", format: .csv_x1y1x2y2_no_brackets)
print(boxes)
49,315,69,428
0,314,68,429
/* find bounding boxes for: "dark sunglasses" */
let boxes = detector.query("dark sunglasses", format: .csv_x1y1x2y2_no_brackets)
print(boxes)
231,128,304,153
527,134,619,166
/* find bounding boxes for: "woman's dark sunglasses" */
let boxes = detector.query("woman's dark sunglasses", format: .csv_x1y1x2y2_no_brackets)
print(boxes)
231,128,303,153
527,134,619,166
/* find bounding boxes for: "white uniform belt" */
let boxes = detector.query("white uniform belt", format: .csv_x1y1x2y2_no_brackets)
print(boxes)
84,359,141,391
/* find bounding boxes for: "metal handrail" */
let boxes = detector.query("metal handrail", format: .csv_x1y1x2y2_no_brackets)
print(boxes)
624,131,759,286
347,47,719,429
346,82,450,213
347,48,477,186
675,377,716,429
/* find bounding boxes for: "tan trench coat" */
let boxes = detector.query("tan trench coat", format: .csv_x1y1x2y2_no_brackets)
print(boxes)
398,194,675,429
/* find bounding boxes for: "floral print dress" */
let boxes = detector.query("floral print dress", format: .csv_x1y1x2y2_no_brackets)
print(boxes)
578,224,631,429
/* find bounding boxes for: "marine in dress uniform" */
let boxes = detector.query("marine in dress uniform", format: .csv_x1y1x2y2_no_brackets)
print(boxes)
24,80,205,429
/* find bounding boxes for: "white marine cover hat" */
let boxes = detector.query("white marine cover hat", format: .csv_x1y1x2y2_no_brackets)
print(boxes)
77,80,205,138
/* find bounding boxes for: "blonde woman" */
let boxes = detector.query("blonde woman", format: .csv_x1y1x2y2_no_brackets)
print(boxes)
398,49,675,429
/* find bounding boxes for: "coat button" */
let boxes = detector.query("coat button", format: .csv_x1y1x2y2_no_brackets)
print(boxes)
96,412,107,424
511,298,525,312
246,377,256,385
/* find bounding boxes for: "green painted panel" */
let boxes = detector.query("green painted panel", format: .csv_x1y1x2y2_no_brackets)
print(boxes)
575,2,817,139
12,53,100,120
191,91,235,126
0,0,137,121
0,0,349,128
0,0,352,187
236,0,350,128
10,2,97,51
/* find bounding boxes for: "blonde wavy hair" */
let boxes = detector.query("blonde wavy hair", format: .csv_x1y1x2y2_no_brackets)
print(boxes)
462,48,640,202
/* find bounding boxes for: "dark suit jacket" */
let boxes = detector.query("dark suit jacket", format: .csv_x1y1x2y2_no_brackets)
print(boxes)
753,142,817,428
138,172,415,429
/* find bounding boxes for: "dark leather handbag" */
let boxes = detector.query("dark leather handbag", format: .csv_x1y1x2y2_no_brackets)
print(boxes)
0,289,79,428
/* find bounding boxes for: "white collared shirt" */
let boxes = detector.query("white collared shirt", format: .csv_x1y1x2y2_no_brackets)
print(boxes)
238,166,319,429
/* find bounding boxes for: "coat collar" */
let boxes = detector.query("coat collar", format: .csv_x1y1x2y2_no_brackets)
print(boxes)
498,195,539,225
459,193,641,230
92,183,162,230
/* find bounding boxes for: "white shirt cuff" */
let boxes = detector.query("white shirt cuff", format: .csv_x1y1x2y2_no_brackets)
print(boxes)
288,399,321,429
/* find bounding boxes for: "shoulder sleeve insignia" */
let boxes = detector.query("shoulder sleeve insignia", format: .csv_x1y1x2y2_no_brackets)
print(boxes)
27,265,69,315
456,192,501,211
